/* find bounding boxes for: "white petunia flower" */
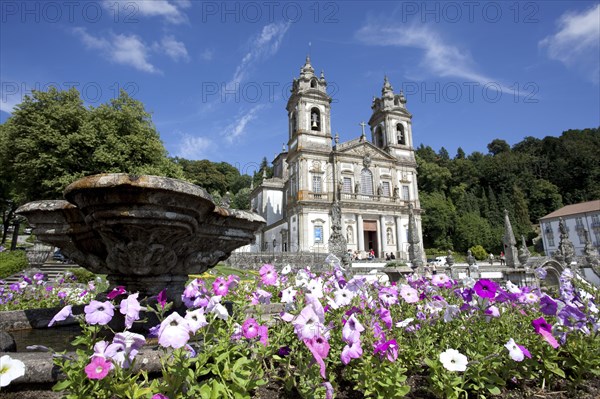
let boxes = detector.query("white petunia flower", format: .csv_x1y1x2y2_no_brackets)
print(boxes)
0,355,26,387
281,264,292,275
439,348,468,372
504,338,525,362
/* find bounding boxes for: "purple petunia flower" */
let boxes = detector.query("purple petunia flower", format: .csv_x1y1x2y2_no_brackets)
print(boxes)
84,300,115,325
399,284,419,303
342,314,365,343
341,339,363,365
151,394,169,399
293,304,325,340
378,286,398,306
185,308,208,334
539,295,558,316
258,325,269,346
48,305,73,327
157,289,167,309
532,317,559,348
304,335,330,378
473,279,498,299
158,312,190,349
119,293,141,329
374,339,398,362
107,286,126,300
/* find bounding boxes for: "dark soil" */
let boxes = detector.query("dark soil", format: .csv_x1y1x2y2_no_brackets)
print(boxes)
3,376,599,398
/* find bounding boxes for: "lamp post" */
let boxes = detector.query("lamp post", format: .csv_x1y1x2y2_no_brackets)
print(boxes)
272,238,277,263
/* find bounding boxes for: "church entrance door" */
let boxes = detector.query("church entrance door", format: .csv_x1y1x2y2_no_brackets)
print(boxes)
363,220,378,258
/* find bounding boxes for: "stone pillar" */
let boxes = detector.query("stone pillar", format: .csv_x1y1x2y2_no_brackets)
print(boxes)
380,215,386,258
395,216,403,258
377,218,383,258
357,214,364,252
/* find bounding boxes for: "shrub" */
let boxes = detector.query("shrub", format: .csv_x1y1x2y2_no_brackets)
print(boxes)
67,267,97,283
0,250,28,278
469,245,487,260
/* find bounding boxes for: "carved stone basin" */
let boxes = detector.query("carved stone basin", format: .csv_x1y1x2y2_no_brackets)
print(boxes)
17,174,265,303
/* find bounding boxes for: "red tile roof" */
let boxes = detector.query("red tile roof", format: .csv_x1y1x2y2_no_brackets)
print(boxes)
540,200,600,220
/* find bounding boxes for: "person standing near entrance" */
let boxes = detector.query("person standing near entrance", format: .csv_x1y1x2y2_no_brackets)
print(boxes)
368,248,375,260
489,253,494,265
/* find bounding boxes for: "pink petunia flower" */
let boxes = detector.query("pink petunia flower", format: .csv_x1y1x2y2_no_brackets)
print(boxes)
259,264,278,286
212,277,229,296
304,335,330,378
84,356,112,380
242,318,260,339
532,317,559,348
374,339,398,362
399,285,419,303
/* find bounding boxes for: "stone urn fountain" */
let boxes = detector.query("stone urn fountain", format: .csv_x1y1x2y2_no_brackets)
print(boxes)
16,174,265,304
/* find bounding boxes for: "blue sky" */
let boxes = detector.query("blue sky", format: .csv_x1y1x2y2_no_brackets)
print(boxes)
1,1,599,174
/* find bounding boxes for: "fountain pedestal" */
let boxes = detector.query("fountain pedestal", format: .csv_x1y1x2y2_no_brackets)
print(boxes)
17,174,265,304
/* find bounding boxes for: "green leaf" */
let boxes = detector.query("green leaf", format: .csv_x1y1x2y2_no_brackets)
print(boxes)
52,379,71,391
487,385,501,395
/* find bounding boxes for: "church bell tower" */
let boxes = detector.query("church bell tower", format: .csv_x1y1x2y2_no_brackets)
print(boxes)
286,56,332,152
368,76,414,159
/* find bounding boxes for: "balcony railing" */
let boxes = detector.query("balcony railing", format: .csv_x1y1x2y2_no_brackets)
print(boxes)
340,192,408,204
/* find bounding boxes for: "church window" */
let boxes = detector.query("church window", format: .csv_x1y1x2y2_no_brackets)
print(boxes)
374,126,384,148
343,177,352,193
314,225,323,243
312,174,322,197
382,181,391,196
361,168,374,196
548,235,555,247
402,185,410,201
310,78,318,88
397,124,406,145
310,107,321,131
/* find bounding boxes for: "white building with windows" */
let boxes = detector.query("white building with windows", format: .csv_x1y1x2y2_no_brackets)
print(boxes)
246,57,424,260
539,200,600,256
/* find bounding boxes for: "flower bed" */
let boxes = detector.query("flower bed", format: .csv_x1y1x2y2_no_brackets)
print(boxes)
2,263,599,398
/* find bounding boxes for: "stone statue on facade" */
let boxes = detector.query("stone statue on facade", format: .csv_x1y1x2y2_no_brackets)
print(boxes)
354,182,360,194
583,228,600,273
554,217,575,266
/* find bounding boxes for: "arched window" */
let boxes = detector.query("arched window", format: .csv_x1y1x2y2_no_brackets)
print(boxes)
374,126,384,147
360,168,374,195
310,107,321,131
310,79,318,88
396,124,406,145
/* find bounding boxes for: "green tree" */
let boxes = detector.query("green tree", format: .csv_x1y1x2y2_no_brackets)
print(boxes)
420,192,455,249
487,139,510,155
231,187,252,210
453,212,494,252
0,88,182,203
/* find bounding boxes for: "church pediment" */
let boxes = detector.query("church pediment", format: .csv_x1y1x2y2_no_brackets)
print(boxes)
336,140,396,161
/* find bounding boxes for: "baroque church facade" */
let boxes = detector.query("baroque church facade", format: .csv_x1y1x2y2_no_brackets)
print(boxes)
247,57,424,260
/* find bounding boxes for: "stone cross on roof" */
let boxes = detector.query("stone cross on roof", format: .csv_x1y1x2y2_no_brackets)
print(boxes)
359,121,367,138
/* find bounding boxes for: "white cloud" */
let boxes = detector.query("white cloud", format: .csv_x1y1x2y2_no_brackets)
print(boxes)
199,48,214,61
0,91,20,114
176,134,213,159
355,19,503,88
74,27,159,74
105,0,189,24
229,22,291,87
224,105,265,143
154,35,189,62
539,4,600,84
